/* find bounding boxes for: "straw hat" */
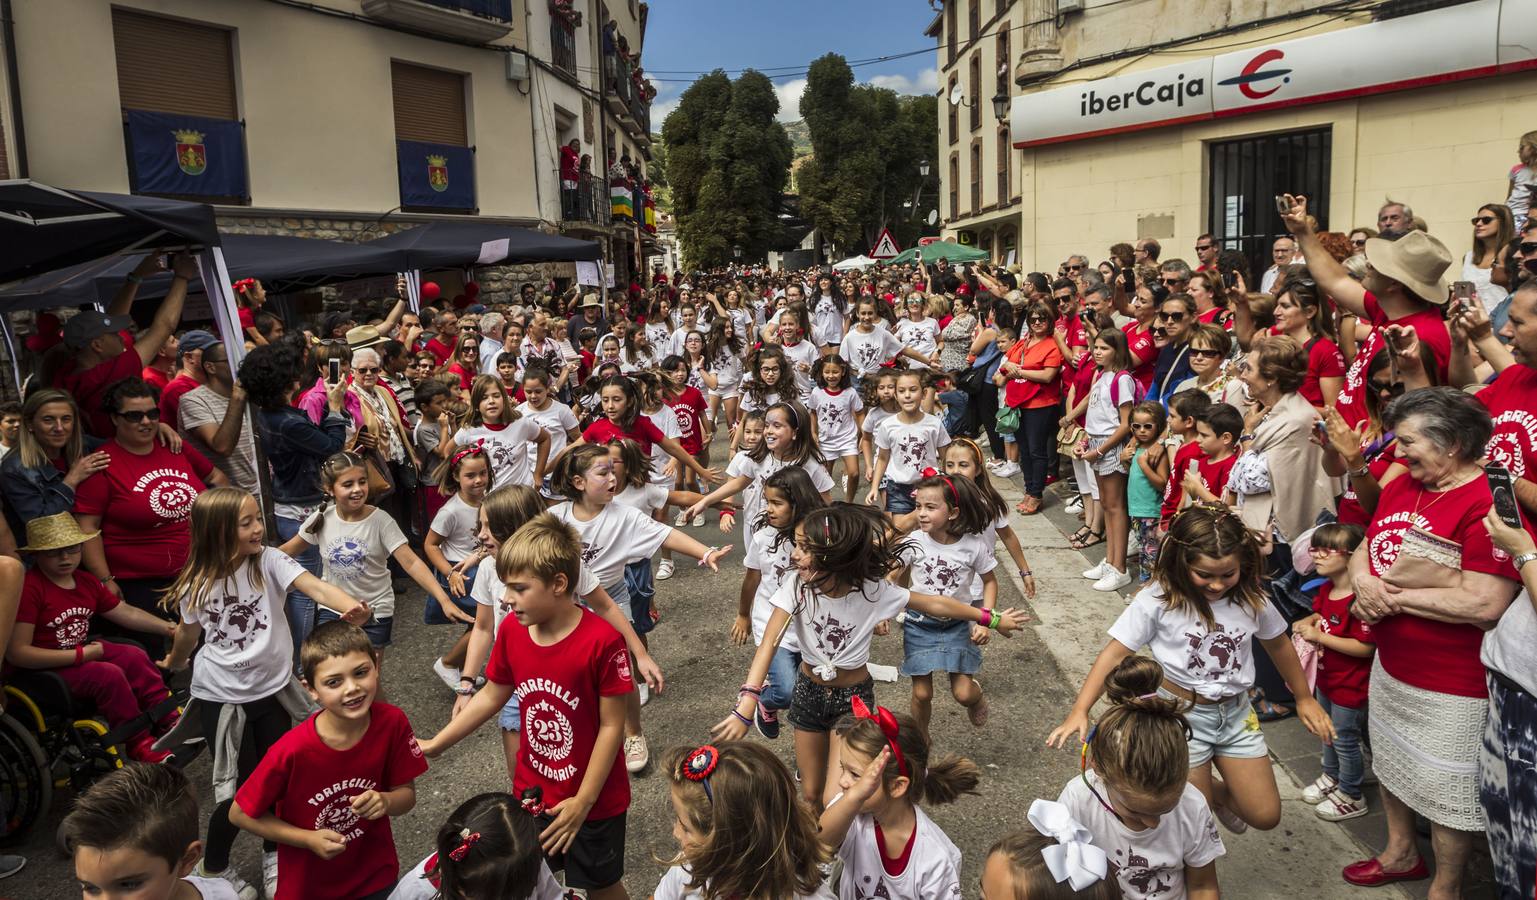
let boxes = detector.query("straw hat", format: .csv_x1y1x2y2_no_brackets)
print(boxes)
1364,230,1452,304
345,325,386,350
580,292,603,308
19,513,100,553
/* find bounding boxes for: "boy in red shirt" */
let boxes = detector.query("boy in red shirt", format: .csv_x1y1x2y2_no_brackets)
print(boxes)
1180,402,1242,506
1292,523,1374,823
422,513,632,900
232,622,428,900
1159,389,1213,528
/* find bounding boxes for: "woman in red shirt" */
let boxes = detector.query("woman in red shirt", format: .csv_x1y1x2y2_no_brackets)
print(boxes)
995,302,1064,514
445,337,481,392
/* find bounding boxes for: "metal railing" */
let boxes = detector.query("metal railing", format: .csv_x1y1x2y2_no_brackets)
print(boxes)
562,172,611,227
551,19,577,76
416,0,512,20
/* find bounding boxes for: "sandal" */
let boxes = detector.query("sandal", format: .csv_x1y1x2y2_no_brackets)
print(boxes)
1254,698,1293,722
1071,529,1105,549
969,682,990,728
1068,525,1092,545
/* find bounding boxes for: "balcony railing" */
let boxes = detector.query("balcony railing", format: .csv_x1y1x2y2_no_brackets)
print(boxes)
362,0,512,41
551,19,578,77
562,172,611,228
416,0,511,18
604,51,635,115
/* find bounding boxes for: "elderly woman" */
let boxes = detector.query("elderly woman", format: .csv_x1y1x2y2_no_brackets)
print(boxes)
1344,387,1522,896
938,293,977,374
1174,323,1244,405
349,346,419,523
74,378,228,656
0,389,111,535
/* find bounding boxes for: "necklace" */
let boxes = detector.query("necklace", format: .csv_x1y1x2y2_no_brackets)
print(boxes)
1411,467,1481,519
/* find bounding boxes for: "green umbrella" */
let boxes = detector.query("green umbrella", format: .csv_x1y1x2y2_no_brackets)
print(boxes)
888,240,988,265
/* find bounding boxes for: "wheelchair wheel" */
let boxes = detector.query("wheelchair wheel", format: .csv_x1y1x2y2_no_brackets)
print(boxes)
62,719,125,794
0,712,52,846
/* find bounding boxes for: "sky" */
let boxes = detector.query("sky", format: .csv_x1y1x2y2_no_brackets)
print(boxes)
641,1,941,123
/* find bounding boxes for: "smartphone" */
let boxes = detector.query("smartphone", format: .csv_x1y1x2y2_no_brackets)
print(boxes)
1274,195,1290,215
1222,270,1237,290
1452,281,1475,304
1315,419,1329,442
327,359,342,385
1487,464,1522,529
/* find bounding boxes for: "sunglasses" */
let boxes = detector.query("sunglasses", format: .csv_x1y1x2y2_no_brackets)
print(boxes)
1066,264,1084,271
354,365,381,374
1188,348,1223,358
1156,311,1186,322
114,408,162,423
1369,379,1405,396
1351,238,1367,246
1027,314,1050,322
1471,216,1496,226
1195,244,1213,252
1520,242,1537,255
1160,277,1184,285
1130,422,1158,430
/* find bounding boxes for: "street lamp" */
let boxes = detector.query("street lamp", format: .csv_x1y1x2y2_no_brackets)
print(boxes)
732,245,742,260
919,159,930,178
992,92,1010,121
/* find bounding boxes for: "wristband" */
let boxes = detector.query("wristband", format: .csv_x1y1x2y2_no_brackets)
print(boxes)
989,612,1001,632
697,548,720,567
731,709,752,726
75,644,85,664
1348,464,1371,479
454,684,476,696
978,608,993,629
738,684,762,696
1020,570,1032,577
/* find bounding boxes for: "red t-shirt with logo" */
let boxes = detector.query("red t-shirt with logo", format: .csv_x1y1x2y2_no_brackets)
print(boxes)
1160,441,1205,526
235,702,428,900
1195,453,1237,502
56,348,143,438
17,568,118,651
484,608,634,819
666,386,708,455
1366,476,1519,697
73,441,213,580
583,416,666,456
1122,321,1156,393
1311,582,1373,708
1298,337,1347,408
1335,292,1450,428
1477,364,1537,484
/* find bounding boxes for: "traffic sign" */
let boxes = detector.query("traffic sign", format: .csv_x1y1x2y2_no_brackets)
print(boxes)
869,228,901,259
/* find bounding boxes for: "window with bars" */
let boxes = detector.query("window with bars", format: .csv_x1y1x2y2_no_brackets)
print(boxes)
949,154,960,220
968,54,981,131
968,0,980,42
970,141,981,213
996,32,1010,95
997,128,1010,201
1207,127,1332,285
947,2,957,64
948,76,959,145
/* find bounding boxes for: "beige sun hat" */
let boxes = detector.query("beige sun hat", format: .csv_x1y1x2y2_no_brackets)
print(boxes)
19,512,100,553
1363,230,1452,304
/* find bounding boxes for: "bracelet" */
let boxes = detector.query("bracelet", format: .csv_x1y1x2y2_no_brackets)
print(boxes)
697,548,720,567
1348,464,1371,479
978,608,993,629
989,612,1001,631
731,709,752,726
454,684,476,696
738,684,762,696
75,644,85,664
1020,570,1032,577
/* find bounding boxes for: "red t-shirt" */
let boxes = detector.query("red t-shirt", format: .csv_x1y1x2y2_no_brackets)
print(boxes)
1196,306,1229,328
424,337,455,367
56,349,143,438
484,609,634,819
1477,364,1537,483
1335,451,1396,528
1298,337,1347,407
1122,321,1157,393
1055,313,1088,381
1366,475,1519,697
140,366,170,391
447,363,475,391
1311,582,1373,708
17,568,118,650
73,440,213,580
1335,292,1450,428
1195,452,1237,501
238,306,256,331
1160,441,1205,526
666,387,708,455
160,373,201,432
583,416,667,456
235,703,428,900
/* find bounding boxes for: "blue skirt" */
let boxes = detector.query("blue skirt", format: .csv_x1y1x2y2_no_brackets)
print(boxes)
900,611,982,676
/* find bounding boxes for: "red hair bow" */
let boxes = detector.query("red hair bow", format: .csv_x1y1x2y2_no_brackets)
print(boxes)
921,467,939,478
850,696,908,777
448,829,481,861
232,278,257,295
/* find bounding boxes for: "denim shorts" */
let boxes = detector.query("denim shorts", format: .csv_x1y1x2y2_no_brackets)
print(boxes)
1160,688,1269,766
885,480,917,514
788,672,875,733
498,692,521,732
316,608,394,648
623,560,656,637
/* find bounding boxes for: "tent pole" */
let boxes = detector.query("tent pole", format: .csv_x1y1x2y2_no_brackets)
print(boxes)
197,248,273,527
0,312,23,396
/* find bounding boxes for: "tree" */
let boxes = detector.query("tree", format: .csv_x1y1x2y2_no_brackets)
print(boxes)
661,69,792,270
797,54,939,256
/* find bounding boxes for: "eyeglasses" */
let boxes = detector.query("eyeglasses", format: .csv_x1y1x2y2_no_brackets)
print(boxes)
354,365,381,374
1130,422,1158,430
1081,726,1125,825
1471,216,1496,226
1156,310,1186,322
1195,244,1213,252
114,408,162,423
1308,546,1346,557
1188,348,1223,358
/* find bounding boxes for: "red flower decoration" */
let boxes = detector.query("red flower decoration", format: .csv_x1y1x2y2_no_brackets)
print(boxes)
683,745,720,783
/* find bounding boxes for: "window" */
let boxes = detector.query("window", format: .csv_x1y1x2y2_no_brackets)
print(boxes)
968,54,981,131
392,61,474,211
947,75,959,145
997,0,1010,15
996,32,1010,96
1208,127,1332,285
997,128,1011,201
968,0,980,42
551,15,577,76
949,154,960,220
946,2,957,64
970,141,982,213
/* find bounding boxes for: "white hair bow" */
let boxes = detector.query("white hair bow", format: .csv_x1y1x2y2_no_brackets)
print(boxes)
1028,799,1110,891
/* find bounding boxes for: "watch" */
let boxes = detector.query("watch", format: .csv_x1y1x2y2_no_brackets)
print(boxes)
1513,552,1537,572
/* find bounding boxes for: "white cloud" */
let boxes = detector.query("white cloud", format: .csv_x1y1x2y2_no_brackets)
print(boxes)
774,78,807,123
652,94,682,125
866,67,940,96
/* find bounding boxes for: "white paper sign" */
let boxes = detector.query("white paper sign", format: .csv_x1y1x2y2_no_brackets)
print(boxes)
605,264,615,288
575,261,602,286
477,239,510,265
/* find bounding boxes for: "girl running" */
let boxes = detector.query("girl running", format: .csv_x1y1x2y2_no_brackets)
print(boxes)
703,318,745,432
452,375,549,492
567,374,720,491
681,331,710,396
778,307,820,399
860,370,900,506
810,273,848,353
515,367,582,500
933,438,1038,597
423,445,491,689
392,792,565,900
867,370,950,514
659,356,712,502
808,355,864,502
685,399,834,537
734,345,790,453
840,297,932,382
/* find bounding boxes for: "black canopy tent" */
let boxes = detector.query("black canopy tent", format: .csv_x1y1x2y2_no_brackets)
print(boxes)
0,233,414,311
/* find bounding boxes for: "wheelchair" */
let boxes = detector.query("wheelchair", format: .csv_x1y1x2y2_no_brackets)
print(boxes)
0,637,198,845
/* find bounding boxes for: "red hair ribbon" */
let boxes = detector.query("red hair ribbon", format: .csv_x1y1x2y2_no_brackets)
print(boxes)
449,443,485,468
682,745,720,802
920,468,959,505
232,278,257,295
448,828,482,861
519,786,546,816
878,360,898,369
851,696,909,777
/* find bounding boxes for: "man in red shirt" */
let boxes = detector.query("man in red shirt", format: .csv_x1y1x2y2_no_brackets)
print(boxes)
56,254,192,437
140,332,178,390
421,309,461,366
1194,233,1219,272
159,330,220,432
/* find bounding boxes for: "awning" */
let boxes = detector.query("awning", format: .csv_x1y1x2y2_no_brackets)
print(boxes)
365,221,602,270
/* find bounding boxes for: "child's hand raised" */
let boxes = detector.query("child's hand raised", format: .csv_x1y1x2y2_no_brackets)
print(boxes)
992,607,1030,635
306,829,348,860
350,789,388,821
1046,710,1090,749
844,746,891,806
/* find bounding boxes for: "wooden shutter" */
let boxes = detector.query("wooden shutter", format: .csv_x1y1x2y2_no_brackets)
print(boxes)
112,9,237,118
391,62,468,146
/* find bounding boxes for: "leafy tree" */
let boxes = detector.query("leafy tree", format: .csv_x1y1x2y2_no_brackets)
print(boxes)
661,69,792,269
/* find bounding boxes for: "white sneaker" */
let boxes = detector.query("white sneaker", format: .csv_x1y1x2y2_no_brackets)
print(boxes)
195,860,258,900
1300,772,1339,805
1092,568,1132,592
1082,560,1109,579
994,461,1021,477
1213,802,1249,834
638,681,651,707
692,513,704,527
673,510,690,527
656,559,675,580
986,458,1007,472
624,735,650,773
262,850,278,899
1315,789,1369,822
432,657,461,691
1065,498,1084,514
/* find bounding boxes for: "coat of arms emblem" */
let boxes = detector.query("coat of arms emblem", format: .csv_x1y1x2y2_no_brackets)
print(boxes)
173,129,206,176
427,154,449,193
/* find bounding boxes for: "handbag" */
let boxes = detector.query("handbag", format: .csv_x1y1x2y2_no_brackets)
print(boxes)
1057,423,1086,457
995,405,1021,436
395,459,420,493
1381,524,1462,590
351,433,395,502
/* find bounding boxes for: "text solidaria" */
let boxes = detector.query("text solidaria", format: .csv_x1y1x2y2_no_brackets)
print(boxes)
1079,74,1205,117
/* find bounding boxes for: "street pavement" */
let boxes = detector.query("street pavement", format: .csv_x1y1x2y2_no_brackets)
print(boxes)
12,433,1483,899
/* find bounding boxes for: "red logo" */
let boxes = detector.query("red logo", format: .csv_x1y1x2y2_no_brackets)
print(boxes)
1218,49,1292,100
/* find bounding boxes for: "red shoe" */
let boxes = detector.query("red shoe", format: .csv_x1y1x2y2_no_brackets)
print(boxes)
1342,857,1429,886
153,706,180,737
127,733,172,764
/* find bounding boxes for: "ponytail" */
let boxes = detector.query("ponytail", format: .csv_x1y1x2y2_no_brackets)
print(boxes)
837,708,980,808
308,451,371,539
1089,656,1191,800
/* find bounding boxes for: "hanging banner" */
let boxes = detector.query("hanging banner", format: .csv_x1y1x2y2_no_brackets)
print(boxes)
397,140,476,210
125,110,248,199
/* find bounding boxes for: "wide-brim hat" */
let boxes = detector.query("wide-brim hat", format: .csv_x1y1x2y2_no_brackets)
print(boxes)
20,512,100,553
346,324,386,350
580,293,603,308
1364,230,1452,304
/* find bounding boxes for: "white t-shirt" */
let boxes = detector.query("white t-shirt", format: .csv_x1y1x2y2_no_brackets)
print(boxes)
725,452,835,536
1059,773,1225,900
644,321,672,350
548,501,670,601
740,389,782,415
904,529,996,608
667,326,694,358
646,406,683,484
840,327,905,378
614,481,670,516
471,549,599,634
179,548,306,704
744,525,799,651
833,795,963,900
894,317,940,369
709,349,744,393
809,388,863,458
185,875,242,900
655,864,833,900
298,506,408,619
1086,370,1137,437
780,340,820,397
769,575,909,677
389,854,565,900
516,399,578,474
862,406,895,436
429,494,481,563
811,295,846,346
1108,582,1287,701
454,419,544,489
875,414,951,486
